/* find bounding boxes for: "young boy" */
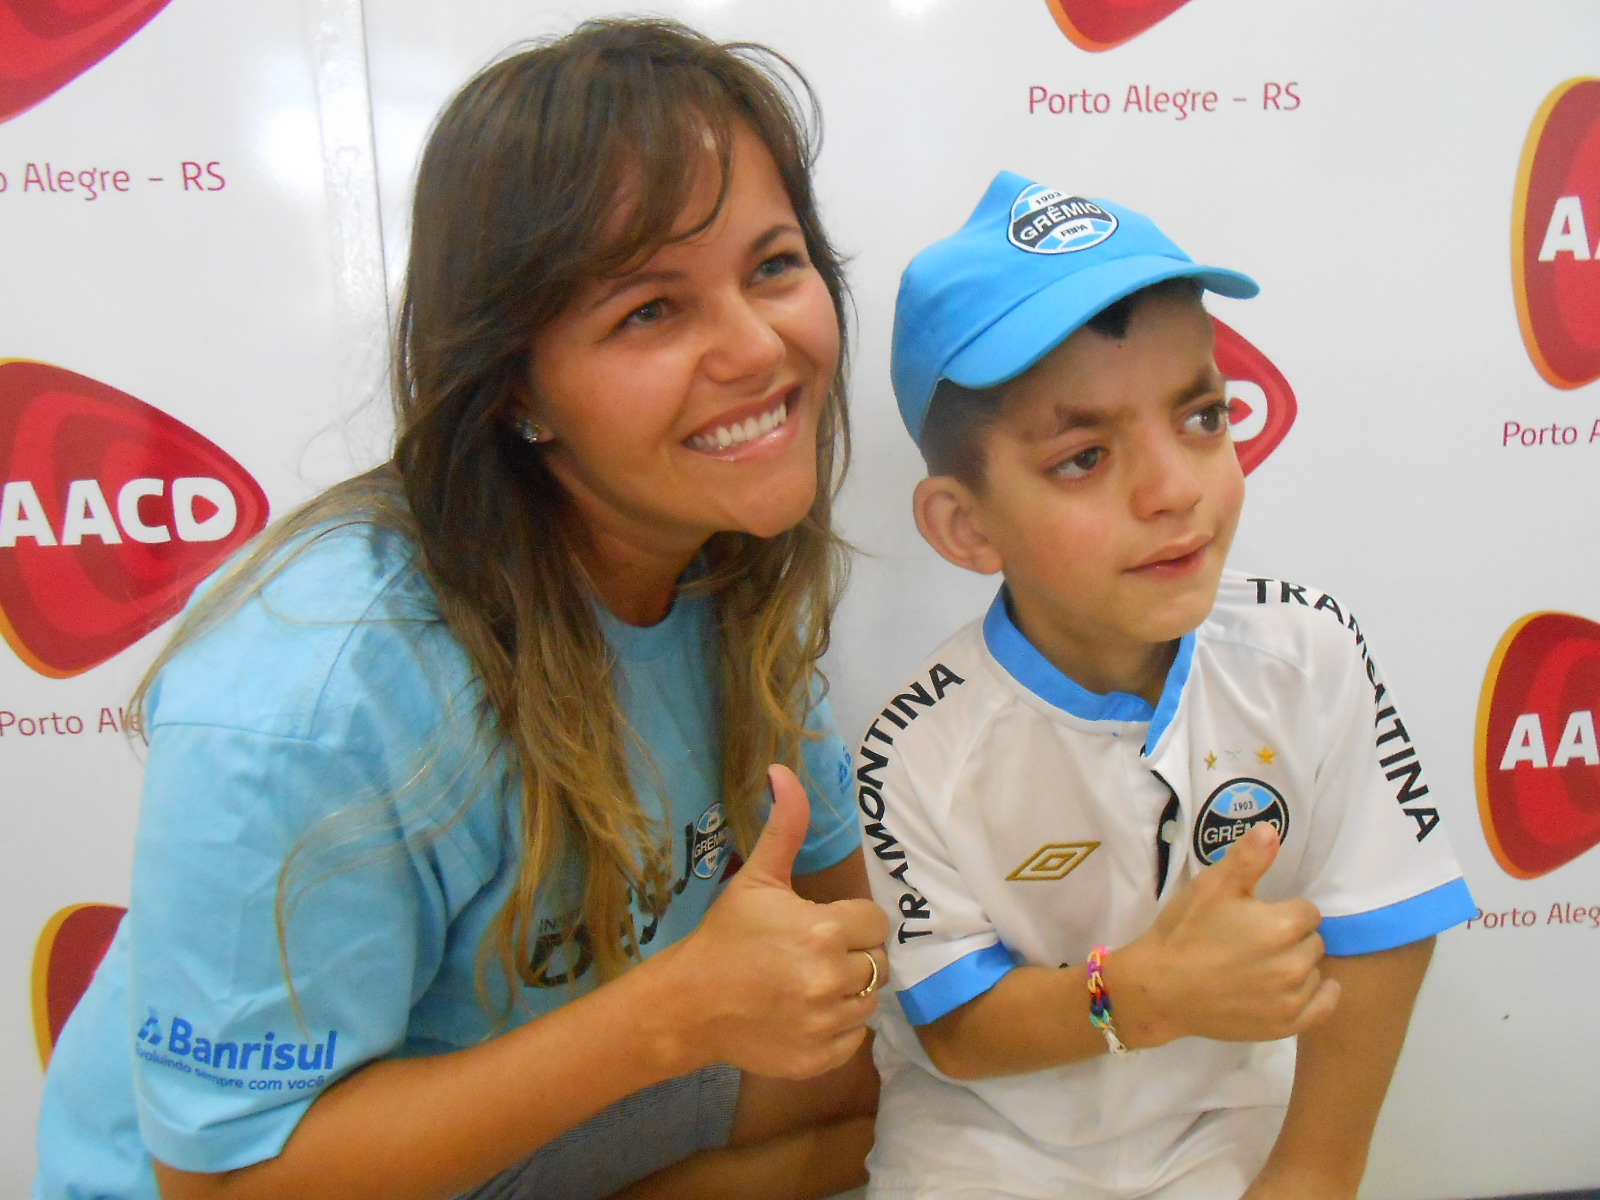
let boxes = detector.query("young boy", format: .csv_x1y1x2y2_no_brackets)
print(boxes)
858,172,1477,1199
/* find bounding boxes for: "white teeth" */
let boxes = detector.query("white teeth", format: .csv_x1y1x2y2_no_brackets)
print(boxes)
687,400,789,452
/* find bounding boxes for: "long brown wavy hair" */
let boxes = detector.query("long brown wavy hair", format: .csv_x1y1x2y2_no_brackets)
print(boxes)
132,18,851,1015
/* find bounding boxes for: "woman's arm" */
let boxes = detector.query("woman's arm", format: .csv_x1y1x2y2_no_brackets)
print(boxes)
155,767,887,1200
155,957,710,1200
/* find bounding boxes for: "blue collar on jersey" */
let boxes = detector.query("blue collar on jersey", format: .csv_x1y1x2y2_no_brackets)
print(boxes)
981,588,1194,756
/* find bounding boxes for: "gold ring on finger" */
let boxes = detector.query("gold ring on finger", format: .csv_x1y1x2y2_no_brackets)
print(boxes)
854,948,881,998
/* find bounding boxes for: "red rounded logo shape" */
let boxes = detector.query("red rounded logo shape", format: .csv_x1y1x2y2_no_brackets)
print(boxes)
1213,318,1296,475
0,360,270,677
32,902,125,1066
1476,612,1600,879
0,0,172,122
1043,0,1194,51
1513,77,1600,390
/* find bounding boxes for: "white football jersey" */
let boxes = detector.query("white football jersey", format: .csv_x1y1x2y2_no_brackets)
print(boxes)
859,572,1475,1149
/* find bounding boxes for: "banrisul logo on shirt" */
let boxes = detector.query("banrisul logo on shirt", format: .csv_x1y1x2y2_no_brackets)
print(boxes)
1008,186,1118,255
1043,0,1194,51
0,360,269,677
0,0,173,122
1477,612,1600,879
1214,319,1296,476
1512,78,1600,390
135,1009,339,1091
1193,777,1289,865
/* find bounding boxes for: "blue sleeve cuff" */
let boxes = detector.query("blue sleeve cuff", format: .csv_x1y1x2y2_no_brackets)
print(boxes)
897,943,1016,1026
1321,877,1477,956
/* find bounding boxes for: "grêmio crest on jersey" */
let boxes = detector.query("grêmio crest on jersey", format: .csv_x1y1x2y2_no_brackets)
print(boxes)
1192,777,1289,865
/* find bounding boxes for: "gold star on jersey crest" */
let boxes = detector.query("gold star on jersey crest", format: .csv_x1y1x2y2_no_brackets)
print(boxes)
1204,751,1217,770
1257,745,1276,765
1007,842,1100,882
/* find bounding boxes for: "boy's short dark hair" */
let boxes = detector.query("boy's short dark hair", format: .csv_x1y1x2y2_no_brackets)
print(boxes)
918,277,1205,488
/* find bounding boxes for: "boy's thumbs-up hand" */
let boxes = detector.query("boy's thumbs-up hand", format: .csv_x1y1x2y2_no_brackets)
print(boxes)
654,765,889,1080
1210,818,1280,896
1110,823,1341,1047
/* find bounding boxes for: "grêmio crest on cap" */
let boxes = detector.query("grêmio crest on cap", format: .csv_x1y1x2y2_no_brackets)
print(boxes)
1008,185,1118,255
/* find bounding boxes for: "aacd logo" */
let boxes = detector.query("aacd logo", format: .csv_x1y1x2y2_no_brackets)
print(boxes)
1477,612,1600,879
0,0,173,122
33,902,125,1066
0,360,269,677
1513,77,1600,390
1043,0,1194,51
1214,319,1296,476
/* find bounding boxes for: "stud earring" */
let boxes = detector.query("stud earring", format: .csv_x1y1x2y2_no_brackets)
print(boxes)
517,417,547,444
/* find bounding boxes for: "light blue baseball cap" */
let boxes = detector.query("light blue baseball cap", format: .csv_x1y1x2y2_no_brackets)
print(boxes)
891,170,1259,442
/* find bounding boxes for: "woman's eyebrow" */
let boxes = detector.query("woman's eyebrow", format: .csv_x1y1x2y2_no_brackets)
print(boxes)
585,223,805,313
587,268,685,312
749,222,803,255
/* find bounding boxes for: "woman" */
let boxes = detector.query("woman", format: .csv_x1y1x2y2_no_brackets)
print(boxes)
37,19,884,1200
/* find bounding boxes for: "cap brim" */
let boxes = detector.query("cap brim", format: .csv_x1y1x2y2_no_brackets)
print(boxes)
943,257,1259,392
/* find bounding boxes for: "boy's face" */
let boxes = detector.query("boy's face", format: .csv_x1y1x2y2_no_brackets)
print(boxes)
939,291,1244,692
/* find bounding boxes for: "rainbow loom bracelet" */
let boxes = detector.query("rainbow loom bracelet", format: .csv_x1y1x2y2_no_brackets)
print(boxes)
1086,944,1135,1058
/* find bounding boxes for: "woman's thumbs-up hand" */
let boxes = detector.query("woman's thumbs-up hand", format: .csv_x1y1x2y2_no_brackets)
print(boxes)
656,765,889,1080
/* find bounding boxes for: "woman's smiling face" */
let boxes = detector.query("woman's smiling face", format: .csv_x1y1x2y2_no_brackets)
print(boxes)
526,123,841,574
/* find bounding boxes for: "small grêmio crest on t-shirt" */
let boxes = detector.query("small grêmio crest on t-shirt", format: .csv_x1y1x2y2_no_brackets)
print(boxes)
1008,186,1118,254
1192,777,1290,866
689,802,730,880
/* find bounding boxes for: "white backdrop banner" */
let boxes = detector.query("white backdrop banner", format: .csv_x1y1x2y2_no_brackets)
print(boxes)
5,1,1597,1196
0,0,386,1189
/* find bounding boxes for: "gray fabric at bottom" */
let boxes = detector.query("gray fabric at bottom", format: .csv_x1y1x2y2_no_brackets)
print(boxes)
456,1063,743,1200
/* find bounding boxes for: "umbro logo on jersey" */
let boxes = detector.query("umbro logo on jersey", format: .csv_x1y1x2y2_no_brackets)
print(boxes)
1193,778,1288,866
1007,842,1100,881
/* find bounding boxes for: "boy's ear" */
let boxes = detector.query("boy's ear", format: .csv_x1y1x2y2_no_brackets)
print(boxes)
913,475,1004,576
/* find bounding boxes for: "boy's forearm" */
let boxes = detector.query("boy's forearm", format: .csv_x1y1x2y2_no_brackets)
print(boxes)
1248,937,1436,1198
915,965,1110,1078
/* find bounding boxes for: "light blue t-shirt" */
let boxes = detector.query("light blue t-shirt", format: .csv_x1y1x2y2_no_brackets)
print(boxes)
35,524,858,1199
